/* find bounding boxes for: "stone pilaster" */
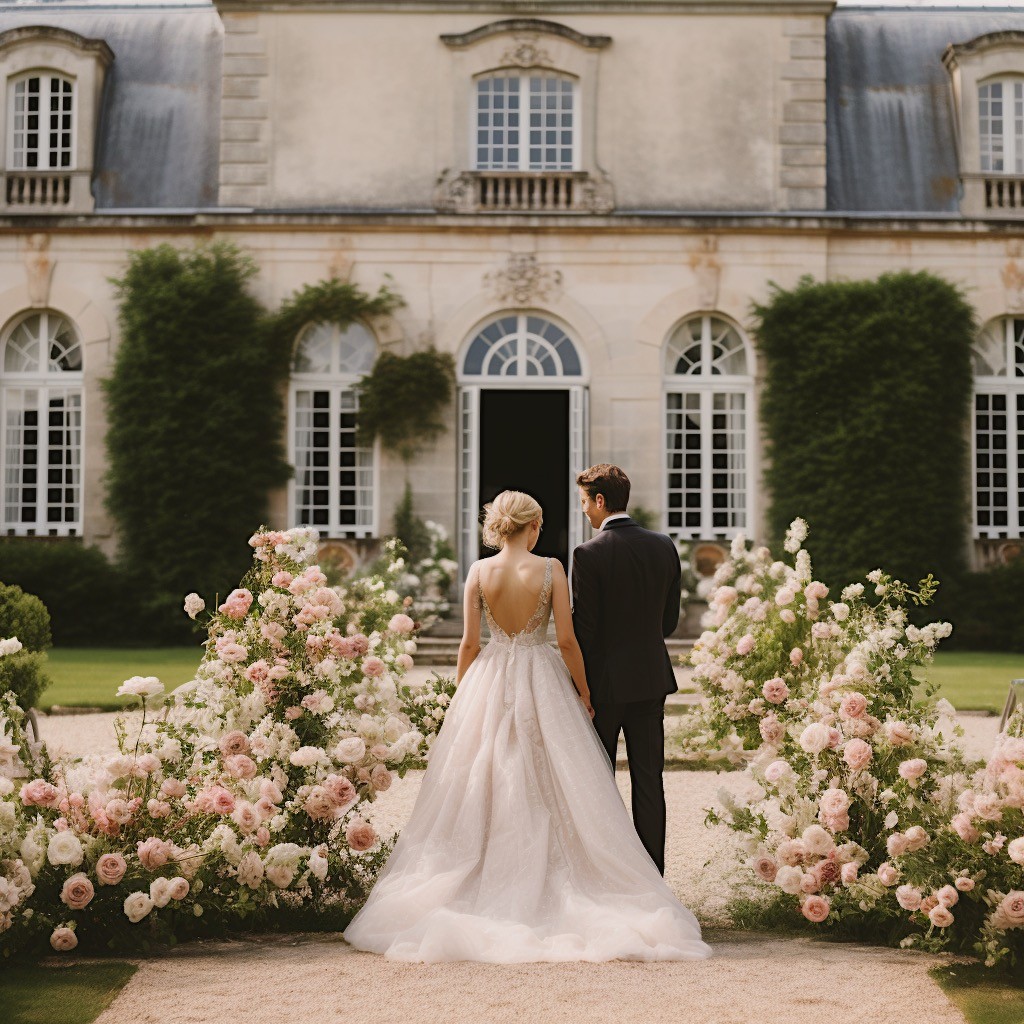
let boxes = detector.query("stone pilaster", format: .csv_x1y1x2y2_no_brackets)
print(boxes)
778,17,827,211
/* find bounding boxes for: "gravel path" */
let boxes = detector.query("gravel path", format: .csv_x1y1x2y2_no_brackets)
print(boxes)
36,700,981,1024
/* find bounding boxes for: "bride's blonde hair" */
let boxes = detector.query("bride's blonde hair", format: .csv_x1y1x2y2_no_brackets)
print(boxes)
481,490,543,549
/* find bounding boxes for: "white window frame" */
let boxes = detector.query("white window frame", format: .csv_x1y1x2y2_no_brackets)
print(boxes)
7,71,76,172
287,322,379,540
471,71,580,172
972,316,1024,539
0,309,84,537
978,77,1024,175
662,313,756,542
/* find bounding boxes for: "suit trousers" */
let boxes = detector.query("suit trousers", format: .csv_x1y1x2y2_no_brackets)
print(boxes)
591,696,667,875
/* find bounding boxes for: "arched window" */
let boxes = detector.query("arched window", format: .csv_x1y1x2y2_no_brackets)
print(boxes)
664,314,754,540
8,72,74,172
474,72,578,171
290,321,377,538
462,313,582,379
972,317,1024,538
1,310,83,535
979,77,1024,175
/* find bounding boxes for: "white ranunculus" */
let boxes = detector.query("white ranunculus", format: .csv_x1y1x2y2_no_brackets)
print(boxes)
335,737,366,763
150,877,173,909
124,891,154,923
116,676,165,700
47,831,84,868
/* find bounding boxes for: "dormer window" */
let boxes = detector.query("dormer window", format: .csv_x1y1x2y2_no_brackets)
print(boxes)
0,26,112,213
979,78,1024,175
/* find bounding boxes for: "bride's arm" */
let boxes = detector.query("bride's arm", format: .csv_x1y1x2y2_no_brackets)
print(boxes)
455,563,482,685
550,561,594,718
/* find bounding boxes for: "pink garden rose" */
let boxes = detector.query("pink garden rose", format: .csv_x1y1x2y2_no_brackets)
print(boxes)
955,877,976,893
244,661,271,685
1006,837,1024,865
50,926,78,951
928,904,955,928
753,855,778,882
904,825,929,852
991,891,1024,931
60,873,95,910
843,738,873,771
218,588,253,619
951,813,981,844
759,716,785,745
898,758,928,782
218,643,248,664
137,837,174,871
886,833,910,858
20,778,59,808
885,720,915,747
840,863,859,885
168,877,190,901
224,754,257,780
804,581,829,600
789,647,804,667
735,634,755,657
877,863,899,887
324,774,358,812
394,653,414,672
896,885,923,911
96,852,127,886
839,693,868,720
218,731,251,757
764,760,792,784
762,678,789,704
361,656,386,678
779,609,796,624
370,765,393,792
346,818,378,852
197,786,236,816
388,613,416,635
935,885,959,908
801,895,830,923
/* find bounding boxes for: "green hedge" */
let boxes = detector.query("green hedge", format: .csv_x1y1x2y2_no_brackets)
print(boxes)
0,580,52,708
932,560,1024,652
755,272,975,590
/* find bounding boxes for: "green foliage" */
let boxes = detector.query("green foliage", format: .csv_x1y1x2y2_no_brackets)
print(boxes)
0,962,138,1024
0,540,126,646
356,347,455,460
755,271,975,589
103,243,293,642
629,505,656,530
932,962,1024,1022
0,583,52,709
392,482,431,563
268,276,403,347
932,560,1024,652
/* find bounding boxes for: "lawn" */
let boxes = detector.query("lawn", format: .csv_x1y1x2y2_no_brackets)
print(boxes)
2,961,137,1024
932,962,1024,1024
40,647,204,711
916,651,1023,714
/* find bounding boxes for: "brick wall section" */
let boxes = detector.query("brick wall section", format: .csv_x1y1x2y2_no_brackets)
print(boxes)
779,17,826,210
219,14,270,208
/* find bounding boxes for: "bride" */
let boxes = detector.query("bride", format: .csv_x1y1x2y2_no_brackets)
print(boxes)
343,490,711,963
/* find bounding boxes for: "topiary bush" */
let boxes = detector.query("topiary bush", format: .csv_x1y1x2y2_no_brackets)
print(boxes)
0,582,52,708
103,242,294,643
755,271,975,590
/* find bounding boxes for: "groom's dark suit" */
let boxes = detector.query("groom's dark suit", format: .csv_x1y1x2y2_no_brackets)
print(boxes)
571,516,680,874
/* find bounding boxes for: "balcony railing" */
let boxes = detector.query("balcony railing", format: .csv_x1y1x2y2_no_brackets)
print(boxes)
4,171,73,208
435,170,614,215
984,175,1024,211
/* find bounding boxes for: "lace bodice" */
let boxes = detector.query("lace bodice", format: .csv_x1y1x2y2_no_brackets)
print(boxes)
478,557,553,649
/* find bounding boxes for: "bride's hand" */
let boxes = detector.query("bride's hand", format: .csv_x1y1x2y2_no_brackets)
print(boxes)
581,695,595,719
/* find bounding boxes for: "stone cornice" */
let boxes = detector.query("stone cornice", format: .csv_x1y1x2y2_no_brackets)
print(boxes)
944,31,1024,71
441,18,611,50
0,26,114,67
215,1,835,16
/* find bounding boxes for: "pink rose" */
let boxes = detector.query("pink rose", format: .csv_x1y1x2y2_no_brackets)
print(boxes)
776,839,805,867
304,786,336,821
255,826,270,848
759,715,785,745
345,818,378,853
388,613,415,635
349,634,370,656
955,877,975,892
886,833,910,858
877,863,899,887
804,581,829,600
896,885,922,911
324,774,357,812
935,885,959,908
218,731,250,757
819,788,850,818
394,653,414,672
271,570,294,587
160,778,188,800
800,873,820,894
20,778,59,808
147,799,172,819
218,643,248,664
991,891,1024,931
762,678,789,704
843,738,873,771
790,648,804,667
50,926,78,951
137,837,173,871
370,765,393,792
898,758,928,782
779,609,796,624
904,825,929,852
928,905,954,928
244,661,271,685
231,801,261,833
801,895,830,923
812,858,841,888
96,852,127,886
714,586,739,607
951,813,980,844
60,872,95,910
168,877,190,901
735,634,755,657
840,863,858,885
764,760,791,784
885,720,915,747
218,588,253,619
285,706,303,720
753,855,778,882
361,656,386,678
224,754,257,780
135,753,161,775
839,693,868,720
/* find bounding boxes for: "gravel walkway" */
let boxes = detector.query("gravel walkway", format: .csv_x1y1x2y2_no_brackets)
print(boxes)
36,701,982,1024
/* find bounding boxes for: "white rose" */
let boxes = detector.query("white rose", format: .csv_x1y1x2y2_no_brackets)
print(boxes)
802,824,835,858
1008,837,1024,866
776,866,804,894
404,640,417,655
236,851,264,889
150,877,173,909
183,593,205,619
289,746,326,768
0,777,14,797
47,831,84,868
116,676,165,700
799,723,832,755
0,637,23,656
334,737,366,764
309,848,329,882
124,891,154,924
383,716,406,744
265,865,294,889
830,603,850,622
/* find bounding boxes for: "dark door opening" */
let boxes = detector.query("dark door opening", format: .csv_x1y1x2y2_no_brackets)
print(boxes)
479,389,569,569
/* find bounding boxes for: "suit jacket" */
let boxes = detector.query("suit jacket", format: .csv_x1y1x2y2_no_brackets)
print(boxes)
571,517,681,705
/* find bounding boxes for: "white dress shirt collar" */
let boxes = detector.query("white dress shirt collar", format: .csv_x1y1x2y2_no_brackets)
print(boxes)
600,513,631,531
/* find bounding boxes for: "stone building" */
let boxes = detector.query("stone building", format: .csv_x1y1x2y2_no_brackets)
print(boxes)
1,0,1024,578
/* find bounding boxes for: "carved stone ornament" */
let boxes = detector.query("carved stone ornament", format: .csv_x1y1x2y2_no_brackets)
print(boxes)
689,236,721,310
24,233,54,307
500,35,553,68
1003,259,1024,314
484,254,563,305
434,169,479,214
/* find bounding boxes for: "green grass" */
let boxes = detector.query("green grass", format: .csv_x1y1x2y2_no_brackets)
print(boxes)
39,648,204,711
916,651,1024,714
932,962,1024,1024
1,962,137,1024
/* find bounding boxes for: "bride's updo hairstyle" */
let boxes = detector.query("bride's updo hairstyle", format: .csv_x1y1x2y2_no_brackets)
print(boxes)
481,490,543,549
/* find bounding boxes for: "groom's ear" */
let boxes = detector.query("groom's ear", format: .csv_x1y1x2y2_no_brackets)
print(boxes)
594,493,606,510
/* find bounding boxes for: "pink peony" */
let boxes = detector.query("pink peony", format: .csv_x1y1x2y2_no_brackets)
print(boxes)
137,837,173,871
20,778,59,808
762,678,789,704
388,613,415,635
843,738,873,771
801,895,830,923
50,926,78,951
346,818,378,852
60,873,95,910
96,852,127,886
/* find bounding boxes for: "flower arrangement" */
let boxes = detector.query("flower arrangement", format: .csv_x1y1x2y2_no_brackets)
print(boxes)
392,521,459,620
0,528,451,956
699,521,977,940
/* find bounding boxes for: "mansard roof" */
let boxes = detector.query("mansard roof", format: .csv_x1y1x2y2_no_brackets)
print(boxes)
0,3,221,210
827,8,1024,214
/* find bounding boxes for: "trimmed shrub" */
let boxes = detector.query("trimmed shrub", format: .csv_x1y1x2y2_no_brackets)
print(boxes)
932,560,1024,652
755,272,975,590
0,582,51,708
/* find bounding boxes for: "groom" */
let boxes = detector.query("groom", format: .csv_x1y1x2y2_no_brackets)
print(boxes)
571,464,681,875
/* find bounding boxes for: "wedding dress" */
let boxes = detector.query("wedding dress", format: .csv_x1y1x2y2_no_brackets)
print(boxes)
343,558,712,963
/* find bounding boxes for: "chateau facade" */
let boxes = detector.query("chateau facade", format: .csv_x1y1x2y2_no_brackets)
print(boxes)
2,0,1024,576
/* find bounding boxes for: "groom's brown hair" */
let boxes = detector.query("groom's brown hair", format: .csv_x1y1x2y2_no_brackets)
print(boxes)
576,464,630,512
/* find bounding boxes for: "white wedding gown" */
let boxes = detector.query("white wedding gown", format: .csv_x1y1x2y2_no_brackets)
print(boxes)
343,558,712,963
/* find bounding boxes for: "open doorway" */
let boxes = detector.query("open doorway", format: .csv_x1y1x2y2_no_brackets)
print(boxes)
478,389,570,568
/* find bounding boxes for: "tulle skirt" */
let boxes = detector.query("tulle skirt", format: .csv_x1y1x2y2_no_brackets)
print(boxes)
343,638,712,963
